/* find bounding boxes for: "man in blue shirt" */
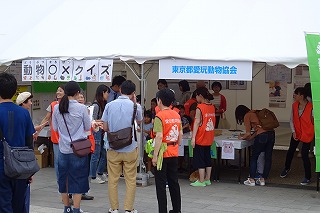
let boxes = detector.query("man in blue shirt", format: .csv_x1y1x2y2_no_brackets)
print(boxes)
102,80,143,213
107,75,126,103
0,73,35,213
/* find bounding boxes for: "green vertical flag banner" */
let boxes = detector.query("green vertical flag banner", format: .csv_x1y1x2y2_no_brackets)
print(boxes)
305,33,320,172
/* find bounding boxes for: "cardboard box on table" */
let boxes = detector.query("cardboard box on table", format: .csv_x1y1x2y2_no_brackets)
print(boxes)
34,147,48,168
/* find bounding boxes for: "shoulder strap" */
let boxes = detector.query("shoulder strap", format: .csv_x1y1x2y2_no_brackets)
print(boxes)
62,114,73,142
132,104,137,141
92,101,101,118
0,127,4,141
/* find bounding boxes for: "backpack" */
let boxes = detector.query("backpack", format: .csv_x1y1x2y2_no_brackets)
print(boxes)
255,108,279,130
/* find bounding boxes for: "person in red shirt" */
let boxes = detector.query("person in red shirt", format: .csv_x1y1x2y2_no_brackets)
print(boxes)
190,87,215,187
280,87,314,185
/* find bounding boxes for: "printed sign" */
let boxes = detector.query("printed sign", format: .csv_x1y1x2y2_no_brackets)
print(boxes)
46,59,60,81
59,60,73,82
84,60,99,82
21,59,114,83
34,59,47,81
22,60,34,81
98,59,113,82
72,60,86,82
159,59,252,81
221,141,235,159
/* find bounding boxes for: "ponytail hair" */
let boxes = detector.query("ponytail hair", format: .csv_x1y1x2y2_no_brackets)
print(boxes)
194,87,214,101
59,81,81,114
59,95,69,114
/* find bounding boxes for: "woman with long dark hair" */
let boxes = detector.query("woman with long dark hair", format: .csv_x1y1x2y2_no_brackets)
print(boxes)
235,104,275,187
52,81,91,213
89,84,110,184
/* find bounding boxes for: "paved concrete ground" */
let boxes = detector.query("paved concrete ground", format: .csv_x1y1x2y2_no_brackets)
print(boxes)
30,168,320,213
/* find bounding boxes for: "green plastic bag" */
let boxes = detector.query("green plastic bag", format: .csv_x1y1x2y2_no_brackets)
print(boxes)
188,139,217,159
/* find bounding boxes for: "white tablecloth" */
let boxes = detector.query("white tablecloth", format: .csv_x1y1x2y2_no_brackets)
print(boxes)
181,129,253,150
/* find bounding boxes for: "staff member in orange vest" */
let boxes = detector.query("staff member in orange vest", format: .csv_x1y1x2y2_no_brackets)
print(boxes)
40,85,65,181
190,87,215,187
152,88,183,213
280,87,314,185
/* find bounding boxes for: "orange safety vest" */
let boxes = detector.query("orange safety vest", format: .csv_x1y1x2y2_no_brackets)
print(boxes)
156,109,181,158
50,101,59,144
184,98,197,117
292,101,314,143
195,103,215,146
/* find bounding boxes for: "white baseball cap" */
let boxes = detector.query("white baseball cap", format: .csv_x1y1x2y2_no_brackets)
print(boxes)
16,92,33,105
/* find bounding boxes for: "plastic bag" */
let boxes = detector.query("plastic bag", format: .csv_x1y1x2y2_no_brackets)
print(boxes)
218,113,231,129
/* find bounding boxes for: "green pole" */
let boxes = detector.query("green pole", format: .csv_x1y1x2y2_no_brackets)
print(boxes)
305,33,320,172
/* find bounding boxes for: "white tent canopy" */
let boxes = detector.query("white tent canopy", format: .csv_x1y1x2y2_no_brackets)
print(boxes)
1,0,320,67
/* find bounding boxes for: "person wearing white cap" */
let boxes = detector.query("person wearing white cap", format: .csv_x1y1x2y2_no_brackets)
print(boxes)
16,92,47,133
16,92,33,107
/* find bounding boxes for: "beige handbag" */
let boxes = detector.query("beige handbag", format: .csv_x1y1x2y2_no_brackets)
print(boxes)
218,112,231,129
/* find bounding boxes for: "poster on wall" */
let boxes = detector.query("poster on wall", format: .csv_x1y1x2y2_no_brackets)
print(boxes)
265,64,292,83
228,81,247,90
293,65,310,89
269,81,287,108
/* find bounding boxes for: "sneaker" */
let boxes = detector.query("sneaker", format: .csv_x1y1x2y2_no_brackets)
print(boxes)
280,168,290,178
90,176,105,184
300,178,311,185
97,173,108,182
244,178,255,186
108,208,119,213
147,171,154,178
204,180,211,186
81,194,94,200
256,178,265,186
125,209,138,213
190,180,206,187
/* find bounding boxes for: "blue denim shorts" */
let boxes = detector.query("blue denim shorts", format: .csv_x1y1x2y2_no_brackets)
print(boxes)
58,152,89,194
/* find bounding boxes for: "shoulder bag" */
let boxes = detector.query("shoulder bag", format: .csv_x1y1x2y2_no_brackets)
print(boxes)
0,128,40,179
62,114,91,157
107,103,137,150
